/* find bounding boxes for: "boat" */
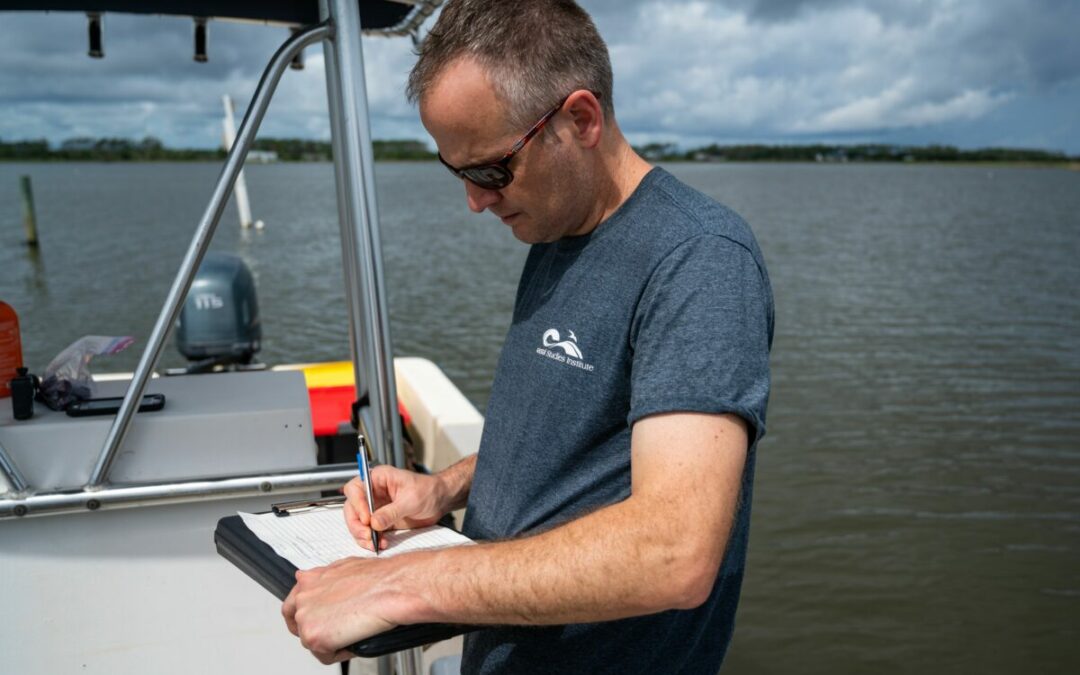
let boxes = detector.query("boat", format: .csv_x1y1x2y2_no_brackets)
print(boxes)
0,2,478,673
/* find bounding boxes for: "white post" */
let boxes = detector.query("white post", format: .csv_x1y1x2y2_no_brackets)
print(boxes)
221,95,262,229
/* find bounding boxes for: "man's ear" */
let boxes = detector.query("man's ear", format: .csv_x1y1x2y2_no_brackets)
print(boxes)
564,90,604,149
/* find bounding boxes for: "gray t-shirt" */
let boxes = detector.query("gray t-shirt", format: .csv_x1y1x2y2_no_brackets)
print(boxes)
461,168,774,674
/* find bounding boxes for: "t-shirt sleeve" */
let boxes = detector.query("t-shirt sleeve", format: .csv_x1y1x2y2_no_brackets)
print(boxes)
628,233,773,443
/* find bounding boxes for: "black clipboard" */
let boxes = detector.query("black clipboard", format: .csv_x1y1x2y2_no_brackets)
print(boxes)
214,498,475,657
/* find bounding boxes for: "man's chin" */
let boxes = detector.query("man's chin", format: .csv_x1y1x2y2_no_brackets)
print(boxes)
496,212,559,244
498,214,535,243
510,227,540,244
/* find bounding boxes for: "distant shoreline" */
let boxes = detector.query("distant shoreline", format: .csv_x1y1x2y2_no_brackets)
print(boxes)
2,137,1075,167
2,158,1076,170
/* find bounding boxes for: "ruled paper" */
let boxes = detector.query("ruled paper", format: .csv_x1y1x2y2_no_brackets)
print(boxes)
239,507,473,570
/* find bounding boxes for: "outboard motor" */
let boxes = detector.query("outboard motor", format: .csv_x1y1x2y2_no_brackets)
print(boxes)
176,252,261,372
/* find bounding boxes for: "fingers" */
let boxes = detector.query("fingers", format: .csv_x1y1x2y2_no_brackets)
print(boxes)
288,569,346,661
344,477,380,550
312,649,353,666
286,562,388,665
343,477,371,522
342,465,442,544
343,469,406,540
282,578,299,636
343,497,375,550
370,502,400,533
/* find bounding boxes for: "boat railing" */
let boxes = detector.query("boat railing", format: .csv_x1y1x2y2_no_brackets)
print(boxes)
0,464,358,519
2,0,414,519
88,21,332,489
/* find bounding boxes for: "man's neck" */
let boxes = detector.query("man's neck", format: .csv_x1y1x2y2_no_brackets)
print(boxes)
590,133,654,229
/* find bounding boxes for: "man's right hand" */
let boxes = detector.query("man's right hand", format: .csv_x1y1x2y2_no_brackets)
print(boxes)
343,466,448,551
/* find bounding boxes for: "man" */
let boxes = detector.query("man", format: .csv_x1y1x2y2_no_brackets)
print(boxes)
283,1,773,672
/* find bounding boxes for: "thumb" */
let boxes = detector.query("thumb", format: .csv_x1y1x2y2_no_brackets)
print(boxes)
371,503,399,532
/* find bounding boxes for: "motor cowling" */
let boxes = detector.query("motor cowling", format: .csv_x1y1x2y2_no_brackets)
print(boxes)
176,252,261,367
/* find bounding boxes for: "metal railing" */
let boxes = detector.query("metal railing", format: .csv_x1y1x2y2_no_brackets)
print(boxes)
88,22,332,489
5,4,405,516
0,437,28,495
0,464,357,520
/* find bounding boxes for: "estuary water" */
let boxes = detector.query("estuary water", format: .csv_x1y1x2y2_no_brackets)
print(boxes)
2,161,1079,672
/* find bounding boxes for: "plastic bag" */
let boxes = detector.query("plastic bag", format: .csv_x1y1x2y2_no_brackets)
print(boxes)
37,335,134,411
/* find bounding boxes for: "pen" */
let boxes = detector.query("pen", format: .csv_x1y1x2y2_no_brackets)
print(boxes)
356,434,379,555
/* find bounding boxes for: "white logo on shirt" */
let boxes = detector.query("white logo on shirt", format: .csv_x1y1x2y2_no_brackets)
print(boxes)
542,328,584,358
537,328,595,372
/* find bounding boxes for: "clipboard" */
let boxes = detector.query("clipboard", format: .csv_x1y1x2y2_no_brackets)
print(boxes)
214,497,475,657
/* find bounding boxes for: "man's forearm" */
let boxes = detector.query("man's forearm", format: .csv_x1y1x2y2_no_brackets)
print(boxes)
435,454,476,514
382,486,735,628
379,414,749,628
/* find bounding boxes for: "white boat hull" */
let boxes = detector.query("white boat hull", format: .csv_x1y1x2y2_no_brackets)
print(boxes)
0,358,481,673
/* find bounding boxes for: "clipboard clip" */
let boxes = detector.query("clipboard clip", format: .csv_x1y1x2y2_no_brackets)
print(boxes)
271,495,346,517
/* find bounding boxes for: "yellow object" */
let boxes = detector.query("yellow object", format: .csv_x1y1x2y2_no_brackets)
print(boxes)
275,361,356,389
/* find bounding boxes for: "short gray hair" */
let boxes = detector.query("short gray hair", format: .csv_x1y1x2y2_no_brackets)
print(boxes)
407,0,615,129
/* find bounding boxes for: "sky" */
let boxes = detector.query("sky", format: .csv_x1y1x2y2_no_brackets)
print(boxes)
1,0,1078,154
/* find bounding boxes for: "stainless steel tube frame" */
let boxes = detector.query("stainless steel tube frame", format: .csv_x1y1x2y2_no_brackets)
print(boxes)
321,4,412,673
0,437,29,494
379,0,442,38
87,23,331,489
320,7,372,437
323,0,405,470
1,463,356,520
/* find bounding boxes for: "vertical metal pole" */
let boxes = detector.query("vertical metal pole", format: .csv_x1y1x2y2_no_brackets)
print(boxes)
395,649,423,675
19,175,39,247
320,8,370,422
321,3,414,673
322,0,404,471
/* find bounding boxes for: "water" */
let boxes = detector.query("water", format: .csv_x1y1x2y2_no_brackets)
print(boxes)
2,161,1079,672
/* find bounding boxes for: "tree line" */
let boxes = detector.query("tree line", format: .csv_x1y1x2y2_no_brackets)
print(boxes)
1,136,1075,164
0,137,434,161
632,142,1075,164
0,137,225,161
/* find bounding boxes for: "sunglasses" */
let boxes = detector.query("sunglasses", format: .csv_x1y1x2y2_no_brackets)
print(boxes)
437,94,574,191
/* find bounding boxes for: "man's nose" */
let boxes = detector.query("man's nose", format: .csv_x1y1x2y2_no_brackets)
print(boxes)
464,180,501,213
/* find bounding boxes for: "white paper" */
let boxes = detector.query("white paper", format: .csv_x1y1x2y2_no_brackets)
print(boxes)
239,507,473,570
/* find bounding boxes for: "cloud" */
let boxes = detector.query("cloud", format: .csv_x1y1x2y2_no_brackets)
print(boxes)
0,1,1077,152
0,10,427,145
723,0,937,26
591,0,1076,148
800,80,1011,132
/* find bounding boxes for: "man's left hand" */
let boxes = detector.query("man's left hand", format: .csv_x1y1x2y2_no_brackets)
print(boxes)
282,557,399,664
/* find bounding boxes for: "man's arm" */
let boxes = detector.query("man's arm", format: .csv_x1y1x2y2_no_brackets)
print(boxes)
284,411,748,660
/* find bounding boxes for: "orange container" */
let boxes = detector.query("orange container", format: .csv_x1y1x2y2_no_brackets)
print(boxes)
0,301,23,398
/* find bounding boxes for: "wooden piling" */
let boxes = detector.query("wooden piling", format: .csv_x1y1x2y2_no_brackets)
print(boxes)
20,175,39,248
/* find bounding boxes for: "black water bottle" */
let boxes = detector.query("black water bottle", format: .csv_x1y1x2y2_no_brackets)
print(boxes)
10,367,34,420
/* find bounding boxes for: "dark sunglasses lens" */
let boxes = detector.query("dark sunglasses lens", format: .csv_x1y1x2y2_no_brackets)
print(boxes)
464,165,512,190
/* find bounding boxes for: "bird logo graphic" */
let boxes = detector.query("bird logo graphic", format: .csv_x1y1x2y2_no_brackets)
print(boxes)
541,328,584,359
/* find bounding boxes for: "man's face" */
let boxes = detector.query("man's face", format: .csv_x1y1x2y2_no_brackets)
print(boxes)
419,58,590,244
